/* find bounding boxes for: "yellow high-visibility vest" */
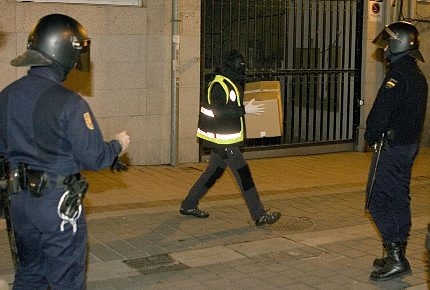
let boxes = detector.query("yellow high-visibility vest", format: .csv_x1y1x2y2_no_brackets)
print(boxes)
196,75,244,145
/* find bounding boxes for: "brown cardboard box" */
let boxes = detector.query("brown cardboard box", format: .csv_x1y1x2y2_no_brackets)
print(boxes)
243,81,283,138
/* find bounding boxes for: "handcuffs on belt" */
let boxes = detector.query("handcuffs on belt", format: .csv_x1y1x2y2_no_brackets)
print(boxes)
57,174,89,234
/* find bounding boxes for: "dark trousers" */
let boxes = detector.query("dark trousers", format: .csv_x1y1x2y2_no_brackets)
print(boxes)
10,186,87,290
368,143,419,244
181,146,266,220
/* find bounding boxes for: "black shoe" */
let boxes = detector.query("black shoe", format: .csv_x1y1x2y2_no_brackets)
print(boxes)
180,208,209,218
255,211,281,226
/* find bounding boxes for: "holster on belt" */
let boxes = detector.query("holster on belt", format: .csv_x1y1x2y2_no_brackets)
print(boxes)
9,163,48,196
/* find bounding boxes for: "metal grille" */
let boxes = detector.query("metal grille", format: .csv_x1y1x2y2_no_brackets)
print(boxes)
123,255,189,275
201,0,364,153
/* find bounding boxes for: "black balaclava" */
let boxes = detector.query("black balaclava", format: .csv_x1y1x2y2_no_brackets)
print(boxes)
217,49,247,87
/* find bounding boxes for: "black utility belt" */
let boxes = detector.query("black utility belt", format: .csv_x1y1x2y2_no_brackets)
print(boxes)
9,163,82,197
9,164,47,197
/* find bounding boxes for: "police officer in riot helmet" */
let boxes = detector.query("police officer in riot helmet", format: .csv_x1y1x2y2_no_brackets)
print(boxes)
179,49,281,226
372,21,424,64
365,21,428,281
0,14,130,289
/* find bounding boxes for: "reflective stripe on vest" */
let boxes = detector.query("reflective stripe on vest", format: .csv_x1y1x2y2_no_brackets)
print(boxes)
197,128,242,143
200,106,214,117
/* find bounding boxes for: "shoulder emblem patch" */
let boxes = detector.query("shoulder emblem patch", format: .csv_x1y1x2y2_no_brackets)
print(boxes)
83,112,94,130
385,78,398,89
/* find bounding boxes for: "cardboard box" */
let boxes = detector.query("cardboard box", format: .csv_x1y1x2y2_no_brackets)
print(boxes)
243,81,283,138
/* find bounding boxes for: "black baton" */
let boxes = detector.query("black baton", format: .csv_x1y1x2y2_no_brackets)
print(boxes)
0,156,18,269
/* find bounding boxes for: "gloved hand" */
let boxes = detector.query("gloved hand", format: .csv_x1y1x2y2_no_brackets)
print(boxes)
115,131,130,154
244,98,265,115
111,157,128,172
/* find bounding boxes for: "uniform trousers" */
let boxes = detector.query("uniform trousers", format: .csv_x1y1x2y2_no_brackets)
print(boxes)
368,143,419,244
181,146,266,221
10,182,86,290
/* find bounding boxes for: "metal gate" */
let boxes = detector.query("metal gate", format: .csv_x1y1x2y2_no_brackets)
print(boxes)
201,0,364,157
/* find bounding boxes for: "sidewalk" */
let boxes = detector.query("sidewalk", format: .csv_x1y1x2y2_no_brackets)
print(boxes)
0,149,429,289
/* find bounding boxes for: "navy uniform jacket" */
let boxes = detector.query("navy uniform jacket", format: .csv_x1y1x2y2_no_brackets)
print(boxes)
0,66,121,176
365,55,428,146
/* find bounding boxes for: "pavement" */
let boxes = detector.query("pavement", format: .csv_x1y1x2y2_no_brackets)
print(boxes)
0,149,429,290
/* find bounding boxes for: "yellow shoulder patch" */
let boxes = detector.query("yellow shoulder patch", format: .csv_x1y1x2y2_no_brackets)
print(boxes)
385,78,397,89
83,112,94,130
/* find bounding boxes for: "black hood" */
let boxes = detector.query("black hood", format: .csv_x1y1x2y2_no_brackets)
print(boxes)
216,49,247,86
216,64,247,87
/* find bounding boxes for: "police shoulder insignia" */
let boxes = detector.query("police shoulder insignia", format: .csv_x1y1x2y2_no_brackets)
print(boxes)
83,112,94,130
385,78,398,89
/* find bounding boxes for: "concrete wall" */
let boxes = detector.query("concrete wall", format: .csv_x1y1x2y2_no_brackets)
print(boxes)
0,0,429,165
0,0,201,165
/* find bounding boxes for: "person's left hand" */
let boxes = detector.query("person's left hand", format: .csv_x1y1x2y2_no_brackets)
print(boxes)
244,98,265,115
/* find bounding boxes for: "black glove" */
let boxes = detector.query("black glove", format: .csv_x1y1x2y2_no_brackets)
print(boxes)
111,157,128,172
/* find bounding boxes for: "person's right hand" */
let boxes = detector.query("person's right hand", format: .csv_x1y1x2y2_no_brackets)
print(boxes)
115,131,130,154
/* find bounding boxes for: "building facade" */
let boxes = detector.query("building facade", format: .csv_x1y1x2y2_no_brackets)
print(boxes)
0,0,429,165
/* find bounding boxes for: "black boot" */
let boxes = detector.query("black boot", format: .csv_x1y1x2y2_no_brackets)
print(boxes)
373,242,407,270
370,242,411,281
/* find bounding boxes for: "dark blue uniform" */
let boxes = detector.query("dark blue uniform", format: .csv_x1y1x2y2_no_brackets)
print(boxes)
365,55,428,244
0,66,121,290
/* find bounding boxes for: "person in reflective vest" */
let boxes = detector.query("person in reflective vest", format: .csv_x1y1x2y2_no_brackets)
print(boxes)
180,49,281,226
197,75,244,145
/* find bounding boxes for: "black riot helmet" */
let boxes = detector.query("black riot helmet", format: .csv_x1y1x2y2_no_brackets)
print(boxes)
372,21,423,62
223,49,246,75
11,14,91,72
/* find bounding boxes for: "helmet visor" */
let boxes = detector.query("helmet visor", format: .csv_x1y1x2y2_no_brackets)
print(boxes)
74,39,91,72
372,25,398,48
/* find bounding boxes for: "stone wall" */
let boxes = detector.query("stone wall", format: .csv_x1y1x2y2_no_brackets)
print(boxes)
0,0,201,165
0,0,429,165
